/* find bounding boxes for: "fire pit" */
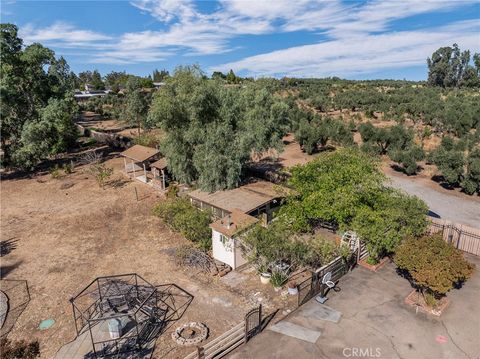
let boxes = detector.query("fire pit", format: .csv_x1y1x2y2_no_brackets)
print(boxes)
172,322,208,346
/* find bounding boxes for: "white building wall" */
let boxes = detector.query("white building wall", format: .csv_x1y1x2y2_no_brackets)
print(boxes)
212,230,235,268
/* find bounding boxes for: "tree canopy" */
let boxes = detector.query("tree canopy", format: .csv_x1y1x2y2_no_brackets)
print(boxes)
280,149,428,259
427,43,480,88
148,65,291,191
1,23,78,169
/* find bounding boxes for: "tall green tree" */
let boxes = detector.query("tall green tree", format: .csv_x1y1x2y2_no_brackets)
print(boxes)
152,69,169,82
427,44,480,88
148,65,288,191
122,77,151,135
280,149,428,259
1,23,77,168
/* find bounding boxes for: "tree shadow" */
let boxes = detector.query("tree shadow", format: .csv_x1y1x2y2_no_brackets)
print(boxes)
0,279,30,338
430,175,458,191
0,238,19,257
0,261,23,279
427,210,441,219
390,163,423,176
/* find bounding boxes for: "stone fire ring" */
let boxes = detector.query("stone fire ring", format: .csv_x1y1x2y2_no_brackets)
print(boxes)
172,322,209,346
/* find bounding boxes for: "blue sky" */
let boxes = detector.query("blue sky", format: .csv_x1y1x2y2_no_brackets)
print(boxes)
2,0,479,80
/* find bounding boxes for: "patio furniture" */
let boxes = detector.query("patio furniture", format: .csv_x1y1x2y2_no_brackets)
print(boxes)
315,272,336,304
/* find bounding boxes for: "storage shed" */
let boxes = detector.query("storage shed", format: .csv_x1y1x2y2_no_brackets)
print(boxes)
210,209,259,270
150,158,169,190
187,181,283,223
120,145,160,183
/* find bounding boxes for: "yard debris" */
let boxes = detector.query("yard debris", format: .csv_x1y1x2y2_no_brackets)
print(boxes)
171,245,230,275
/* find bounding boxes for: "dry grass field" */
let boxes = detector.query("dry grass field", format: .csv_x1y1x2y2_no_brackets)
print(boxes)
0,157,271,358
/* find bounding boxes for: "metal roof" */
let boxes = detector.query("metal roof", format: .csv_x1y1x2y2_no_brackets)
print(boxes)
151,158,168,169
188,181,282,214
210,209,259,237
120,145,160,162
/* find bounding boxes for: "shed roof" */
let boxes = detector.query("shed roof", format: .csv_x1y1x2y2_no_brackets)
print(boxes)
210,209,258,237
151,158,168,170
120,145,160,162
188,181,282,214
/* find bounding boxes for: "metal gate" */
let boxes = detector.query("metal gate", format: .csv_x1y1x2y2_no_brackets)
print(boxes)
244,304,262,342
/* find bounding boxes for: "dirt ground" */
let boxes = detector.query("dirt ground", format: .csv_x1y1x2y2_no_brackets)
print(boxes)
0,157,294,358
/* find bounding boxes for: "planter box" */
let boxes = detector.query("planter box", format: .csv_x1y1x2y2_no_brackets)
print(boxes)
358,256,390,272
404,290,450,316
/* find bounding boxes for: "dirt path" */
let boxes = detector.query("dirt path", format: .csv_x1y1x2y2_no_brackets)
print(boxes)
385,170,480,228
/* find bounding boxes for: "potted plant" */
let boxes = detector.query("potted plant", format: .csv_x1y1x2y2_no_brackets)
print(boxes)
287,281,298,295
270,269,288,291
256,263,271,284
260,272,271,285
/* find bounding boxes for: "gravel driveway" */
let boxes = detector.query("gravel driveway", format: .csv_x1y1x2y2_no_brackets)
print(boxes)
387,173,480,228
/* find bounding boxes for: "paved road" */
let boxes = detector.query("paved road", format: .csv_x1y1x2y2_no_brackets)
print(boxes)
387,173,480,228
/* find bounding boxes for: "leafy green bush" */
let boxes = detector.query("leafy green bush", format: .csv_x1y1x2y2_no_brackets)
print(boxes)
87,163,113,188
242,221,348,271
395,234,475,305
280,149,428,261
153,198,211,250
389,145,425,175
270,269,289,288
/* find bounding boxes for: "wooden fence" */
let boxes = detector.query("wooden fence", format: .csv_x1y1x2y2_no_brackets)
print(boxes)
428,218,480,256
184,305,262,359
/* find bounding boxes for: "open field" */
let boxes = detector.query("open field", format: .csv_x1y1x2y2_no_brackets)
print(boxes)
0,157,293,358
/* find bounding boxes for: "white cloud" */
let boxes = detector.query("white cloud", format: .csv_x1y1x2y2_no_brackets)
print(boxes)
16,0,479,73
20,22,112,47
213,20,480,78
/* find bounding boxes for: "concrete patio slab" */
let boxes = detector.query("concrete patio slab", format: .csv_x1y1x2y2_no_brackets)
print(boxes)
229,254,480,359
268,321,321,343
296,301,342,323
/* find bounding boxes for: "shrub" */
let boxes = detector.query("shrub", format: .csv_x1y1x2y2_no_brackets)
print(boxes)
270,269,289,288
87,163,113,187
0,338,40,359
395,234,475,304
242,221,347,272
49,164,62,179
153,198,211,250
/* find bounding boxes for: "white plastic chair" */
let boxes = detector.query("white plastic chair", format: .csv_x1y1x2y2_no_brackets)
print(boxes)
315,272,335,304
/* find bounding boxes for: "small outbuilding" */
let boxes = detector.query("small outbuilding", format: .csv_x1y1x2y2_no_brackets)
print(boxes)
188,181,283,223
120,145,160,183
150,158,169,190
210,209,259,270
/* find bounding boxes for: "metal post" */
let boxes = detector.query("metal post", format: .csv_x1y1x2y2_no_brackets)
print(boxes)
197,346,204,359
71,300,79,336
448,233,453,245
162,169,165,190
356,241,361,263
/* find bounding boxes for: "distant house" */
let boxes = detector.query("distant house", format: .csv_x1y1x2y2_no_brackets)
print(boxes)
153,82,165,89
188,181,285,270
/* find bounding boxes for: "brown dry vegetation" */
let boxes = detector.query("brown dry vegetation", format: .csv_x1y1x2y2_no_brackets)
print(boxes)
0,158,292,358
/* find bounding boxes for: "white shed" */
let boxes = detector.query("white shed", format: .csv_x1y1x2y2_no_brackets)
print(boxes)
209,209,259,270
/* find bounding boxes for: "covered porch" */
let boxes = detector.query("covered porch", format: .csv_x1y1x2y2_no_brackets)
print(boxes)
120,145,160,184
